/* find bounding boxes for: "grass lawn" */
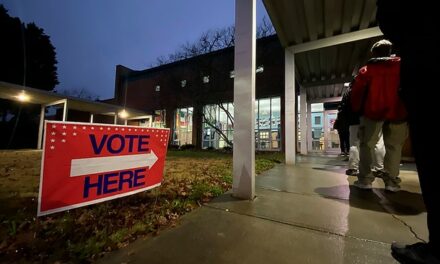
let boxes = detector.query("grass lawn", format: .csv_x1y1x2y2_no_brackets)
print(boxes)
0,149,284,263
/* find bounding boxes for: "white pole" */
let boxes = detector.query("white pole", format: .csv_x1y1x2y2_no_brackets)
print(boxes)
37,105,45,149
90,114,94,123
233,0,256,200
307,103,313,152
285,49,296,164
300,87,308,155
62,100,68,121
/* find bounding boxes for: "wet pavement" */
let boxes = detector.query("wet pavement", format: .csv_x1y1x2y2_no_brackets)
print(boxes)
98,155,425,264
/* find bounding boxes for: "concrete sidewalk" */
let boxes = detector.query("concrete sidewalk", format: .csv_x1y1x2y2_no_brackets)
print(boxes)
98,156,426,264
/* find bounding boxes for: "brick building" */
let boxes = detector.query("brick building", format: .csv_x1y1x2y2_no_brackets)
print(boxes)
111,36,289,151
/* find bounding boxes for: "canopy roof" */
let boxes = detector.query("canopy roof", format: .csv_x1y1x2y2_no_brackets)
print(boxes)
0,81,148,118
263,0,384,99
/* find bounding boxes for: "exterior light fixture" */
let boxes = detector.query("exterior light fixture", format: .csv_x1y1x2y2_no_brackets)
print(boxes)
256,65,264,73
118,109,128,118
16,91,30,102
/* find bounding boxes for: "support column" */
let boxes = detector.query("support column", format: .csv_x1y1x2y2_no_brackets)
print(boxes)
233,0,256,200
37,105,45,149
62,100,68,121
90,114,94,123
285,49,296,164
114,114,117,125
192,104,203,149
300,87,307,155
307,103,313,152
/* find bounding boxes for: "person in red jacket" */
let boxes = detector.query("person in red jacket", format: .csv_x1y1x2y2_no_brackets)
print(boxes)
351,39,408,192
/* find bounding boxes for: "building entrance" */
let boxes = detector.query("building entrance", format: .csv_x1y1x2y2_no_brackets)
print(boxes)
323,110,340,153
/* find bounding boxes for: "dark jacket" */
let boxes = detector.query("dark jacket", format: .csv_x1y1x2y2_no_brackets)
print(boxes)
340,80,360,126
351,57,407,121
333,110,349,133
376,0,438,102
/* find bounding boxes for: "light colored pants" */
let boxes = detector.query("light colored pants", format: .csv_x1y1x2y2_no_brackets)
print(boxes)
358,117,408,184
348,125,385,171
373,135,385,172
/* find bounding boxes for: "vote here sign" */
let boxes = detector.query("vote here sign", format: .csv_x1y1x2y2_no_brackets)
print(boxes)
38,121,170,216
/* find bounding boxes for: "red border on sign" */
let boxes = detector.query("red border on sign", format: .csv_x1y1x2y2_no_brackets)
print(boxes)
37,121,170,216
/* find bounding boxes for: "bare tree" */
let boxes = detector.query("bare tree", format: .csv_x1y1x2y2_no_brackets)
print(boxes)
153,17,275,148
154,16,274,66
257,16,276,38
57,88,100,101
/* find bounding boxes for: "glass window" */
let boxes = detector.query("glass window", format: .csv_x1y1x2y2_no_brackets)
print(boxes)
311,111,324,151
153,110,166,128
271,97,281,151
202,103,234,149
173,107,193,146
255,97,281,151
311,103,324,112
314,116,321,125
227,103,234,131
259,99,270,130
202,97,282,151
255,100,259,130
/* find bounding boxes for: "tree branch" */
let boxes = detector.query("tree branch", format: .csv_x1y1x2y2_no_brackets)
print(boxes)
201,112,233,147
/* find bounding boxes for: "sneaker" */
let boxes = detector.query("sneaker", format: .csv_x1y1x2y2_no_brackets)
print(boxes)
391,242,440,264
353,180,372,190
373,170,386,178
385,180,401,192
345,169,359,176
385,184,401,192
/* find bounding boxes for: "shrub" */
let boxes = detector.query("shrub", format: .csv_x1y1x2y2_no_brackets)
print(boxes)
179,144,196,150
222,146,232,152
168,144,179,150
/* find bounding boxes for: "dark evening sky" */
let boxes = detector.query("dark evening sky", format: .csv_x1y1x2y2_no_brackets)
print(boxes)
1,0,269,99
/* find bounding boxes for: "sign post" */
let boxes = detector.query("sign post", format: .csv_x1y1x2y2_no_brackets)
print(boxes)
38,121,170,216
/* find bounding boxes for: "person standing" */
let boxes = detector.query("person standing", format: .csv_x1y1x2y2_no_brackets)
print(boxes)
333,106,350,156
376,1,440,263
340,80,386,177
351,40,408,192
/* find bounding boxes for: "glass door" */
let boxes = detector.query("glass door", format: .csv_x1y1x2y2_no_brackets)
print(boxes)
324,110,340,153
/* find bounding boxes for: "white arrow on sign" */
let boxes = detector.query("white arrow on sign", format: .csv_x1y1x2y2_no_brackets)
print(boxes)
69,151,158,177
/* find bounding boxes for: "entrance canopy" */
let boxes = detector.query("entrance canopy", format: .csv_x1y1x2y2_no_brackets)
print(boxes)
0,81,148,118
0,81,151,149
263,0,384,100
